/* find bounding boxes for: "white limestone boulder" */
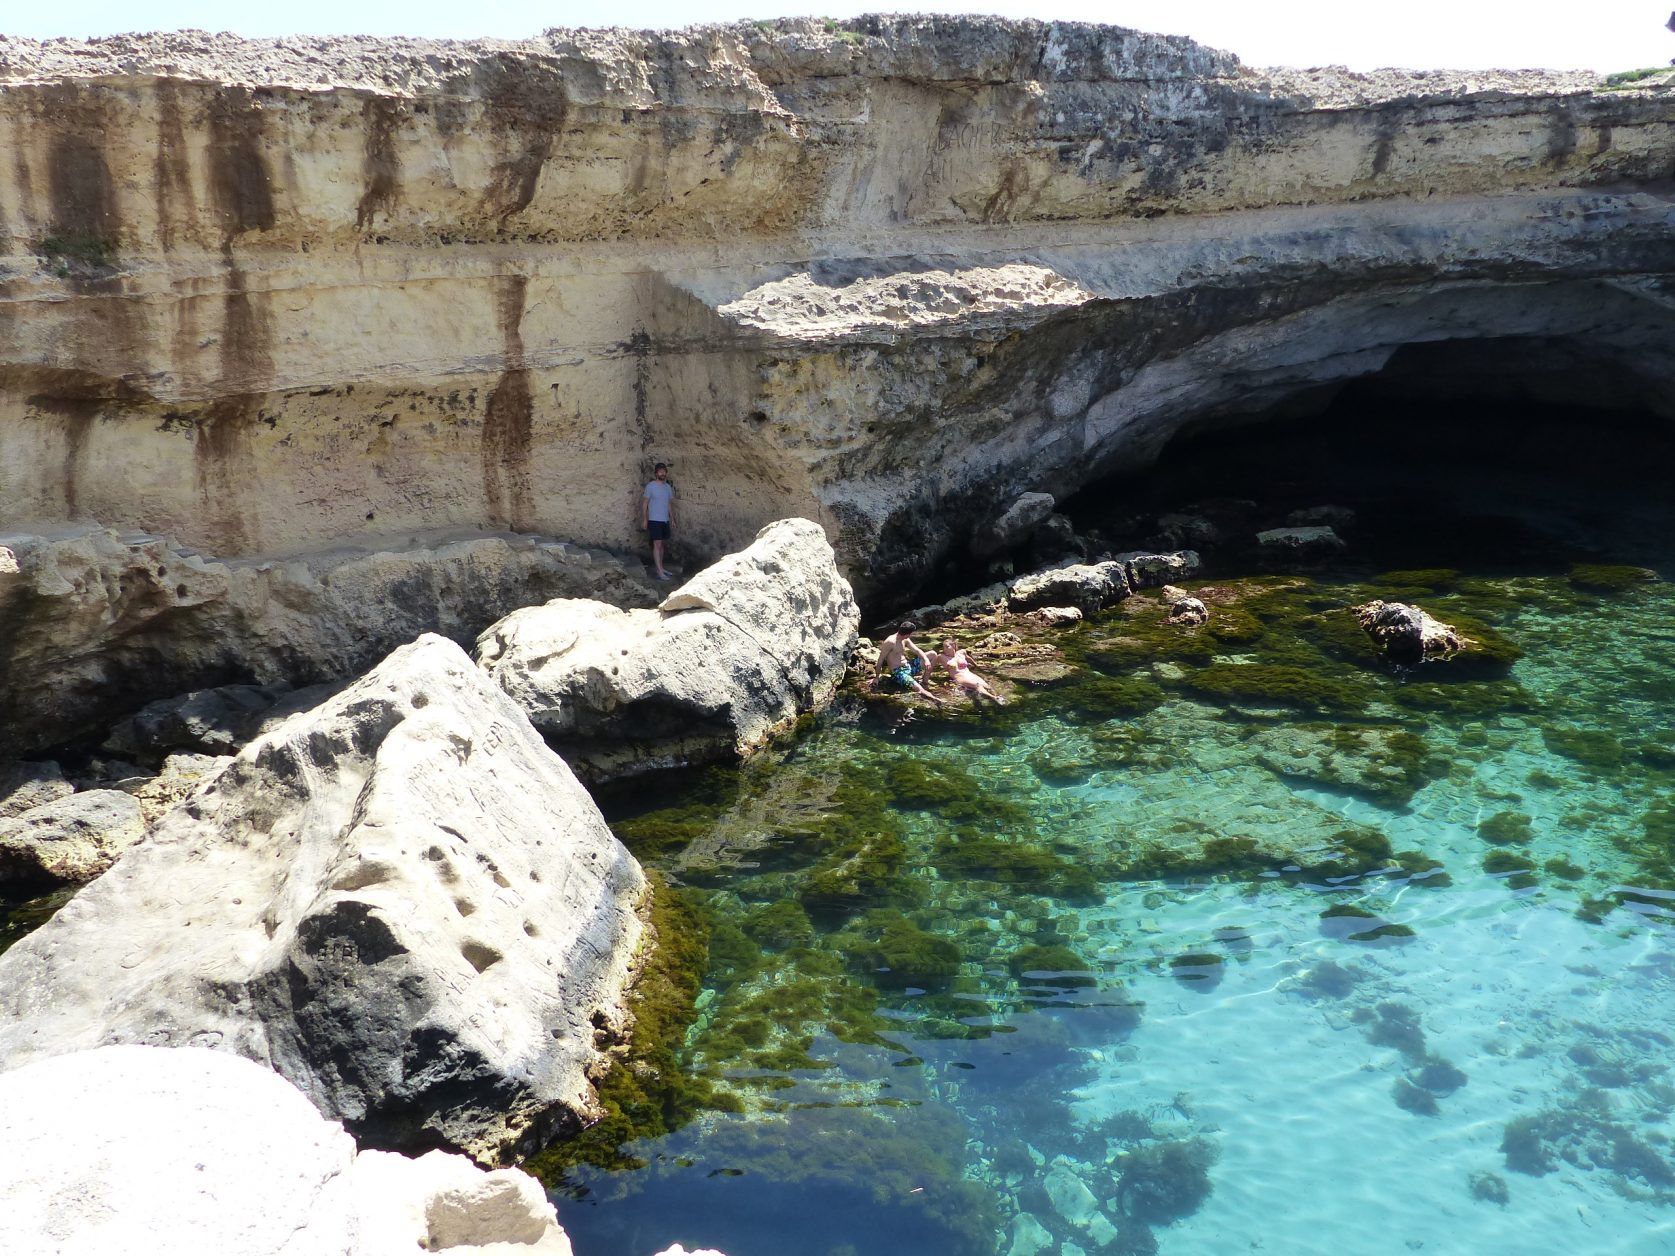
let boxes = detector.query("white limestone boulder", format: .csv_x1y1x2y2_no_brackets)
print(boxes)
477,519,859,781
1008,560,1131,614
0,1044,574,1256
0,634,646,1165
0,789,145,887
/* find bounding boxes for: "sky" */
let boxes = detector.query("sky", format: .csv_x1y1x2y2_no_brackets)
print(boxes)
1,1,1671,73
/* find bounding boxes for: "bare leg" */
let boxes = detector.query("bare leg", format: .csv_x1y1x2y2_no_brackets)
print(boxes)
652,536,666,578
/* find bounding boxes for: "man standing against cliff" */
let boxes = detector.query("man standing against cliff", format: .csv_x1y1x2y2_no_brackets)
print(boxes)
642,462,676,581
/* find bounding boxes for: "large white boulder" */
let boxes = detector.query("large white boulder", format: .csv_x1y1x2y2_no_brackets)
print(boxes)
0,1044,574,1256
0,634,646,1165
477,519,859,781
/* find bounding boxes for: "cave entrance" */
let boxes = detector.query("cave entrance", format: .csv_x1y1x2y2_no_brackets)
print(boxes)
1063,336,1675,577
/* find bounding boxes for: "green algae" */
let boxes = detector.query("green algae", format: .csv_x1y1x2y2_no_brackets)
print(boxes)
1170,952,1225,990
1184,663,1371,714
743,900,815,950
1007,943,1096,989
1394,1076,1440,1116
1543,727,1626,773
883,758,1034,830
932,830,1101,901
526,875,737,1182
1544,857,1588,881
1065,675,1168,722
1477,811,1534,846
1568,564,1658,593
1115,1137,1220,1224
832,909,963,990
1393,850,1453,887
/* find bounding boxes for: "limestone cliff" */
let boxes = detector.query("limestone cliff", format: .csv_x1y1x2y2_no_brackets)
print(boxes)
1,17,1673,713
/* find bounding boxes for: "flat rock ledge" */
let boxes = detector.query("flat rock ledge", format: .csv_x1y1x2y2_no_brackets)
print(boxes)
478,518,860,782
0,634,647,1165
0,1045,575,1256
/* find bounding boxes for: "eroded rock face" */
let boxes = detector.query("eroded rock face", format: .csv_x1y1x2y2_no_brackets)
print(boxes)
0,634,646,1165
477,518,859,780
0,527,657,756
0,1045,576,1256
0,18,1669,613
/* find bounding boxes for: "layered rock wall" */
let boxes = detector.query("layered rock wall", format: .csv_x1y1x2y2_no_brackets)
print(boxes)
2,17,1672,610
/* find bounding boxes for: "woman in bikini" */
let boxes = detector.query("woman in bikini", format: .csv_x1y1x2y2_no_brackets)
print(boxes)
930,637,1005,703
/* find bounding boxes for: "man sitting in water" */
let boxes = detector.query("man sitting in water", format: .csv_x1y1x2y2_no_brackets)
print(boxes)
875,620,944,704
929,636,1006,704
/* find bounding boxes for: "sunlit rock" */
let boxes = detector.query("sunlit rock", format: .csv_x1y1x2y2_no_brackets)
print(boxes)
0,1045,575,1256
0,635,646,1165
477,519,859,781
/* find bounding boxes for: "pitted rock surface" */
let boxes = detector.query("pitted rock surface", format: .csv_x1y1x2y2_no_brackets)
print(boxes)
0,635,646,1165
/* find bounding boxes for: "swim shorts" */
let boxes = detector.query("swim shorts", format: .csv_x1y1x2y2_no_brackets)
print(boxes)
890,659,923,690
648,520,671,541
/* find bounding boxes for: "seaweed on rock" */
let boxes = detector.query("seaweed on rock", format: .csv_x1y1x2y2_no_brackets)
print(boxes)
832,909,963,991
1114,1137,1220,1225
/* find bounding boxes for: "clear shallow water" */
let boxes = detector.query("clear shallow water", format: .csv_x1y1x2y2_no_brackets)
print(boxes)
544,541,1675,1256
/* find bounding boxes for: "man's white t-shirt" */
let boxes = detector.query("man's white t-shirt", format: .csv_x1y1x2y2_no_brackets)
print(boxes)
644,479,674,522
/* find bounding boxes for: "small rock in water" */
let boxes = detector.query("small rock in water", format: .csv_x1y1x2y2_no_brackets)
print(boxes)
1353,599,1465,664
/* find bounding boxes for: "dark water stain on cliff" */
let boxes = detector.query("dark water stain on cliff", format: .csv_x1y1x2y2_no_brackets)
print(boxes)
47,133,118,245
208,87,275,238
191,266,275,552
30,394,100,518
1547,104,1579,164
480,58,567,224
357,95,403,231
482,274,534,530
194,396,258,553
152,79,197,251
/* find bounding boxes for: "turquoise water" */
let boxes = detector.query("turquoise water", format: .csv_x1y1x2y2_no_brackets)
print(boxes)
546,487,1675,1254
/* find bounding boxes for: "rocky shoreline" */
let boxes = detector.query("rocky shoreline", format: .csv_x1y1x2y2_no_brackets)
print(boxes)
2,13,1673,1254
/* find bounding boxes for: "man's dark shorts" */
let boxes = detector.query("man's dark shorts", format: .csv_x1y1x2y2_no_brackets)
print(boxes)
890,658,923,690
648,521,671,541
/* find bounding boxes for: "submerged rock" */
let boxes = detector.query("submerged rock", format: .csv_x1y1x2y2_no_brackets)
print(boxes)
0,635,646,1165
1353,599,1466,664
0,1045,575,1256
477,519,859,781
0,789,145,888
